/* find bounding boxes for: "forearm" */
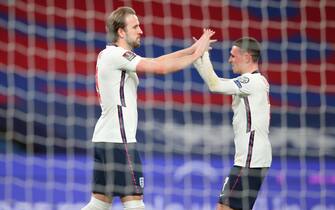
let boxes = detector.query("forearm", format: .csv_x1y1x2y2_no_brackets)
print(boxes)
154,28,212,62
196,62,221,91
155,46,195,61
195,53,238,94
154,53,197,74
137,53,197,74
198,68,238,94
136,29,213,74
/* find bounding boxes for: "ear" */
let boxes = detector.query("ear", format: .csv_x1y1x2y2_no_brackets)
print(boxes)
244,52,252,63
118,28,126,39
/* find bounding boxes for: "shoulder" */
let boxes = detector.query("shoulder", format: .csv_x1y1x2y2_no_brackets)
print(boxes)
100,46,141,62
252,73,270,89
122,50,138,62
240,73,268,84
100,45,124,56
234,73,268,91
233,74,253,88
237,75,251,84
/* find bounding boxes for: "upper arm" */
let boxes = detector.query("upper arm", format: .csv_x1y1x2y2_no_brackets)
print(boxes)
232,76,259,95
136,51,197,75
100,48,142,72
119,51,142,72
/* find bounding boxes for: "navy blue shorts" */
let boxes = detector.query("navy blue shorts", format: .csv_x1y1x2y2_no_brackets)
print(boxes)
218,166,268,210
92,142,144,197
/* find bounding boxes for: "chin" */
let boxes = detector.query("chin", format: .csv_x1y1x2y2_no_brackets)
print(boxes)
132,41,140,49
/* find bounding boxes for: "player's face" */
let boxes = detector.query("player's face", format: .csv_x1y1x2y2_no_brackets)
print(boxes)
124,14,143,49
228,46,248,74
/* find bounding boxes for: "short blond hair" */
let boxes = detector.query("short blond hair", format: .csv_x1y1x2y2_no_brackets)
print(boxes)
106,7,136,43
233,37,261,63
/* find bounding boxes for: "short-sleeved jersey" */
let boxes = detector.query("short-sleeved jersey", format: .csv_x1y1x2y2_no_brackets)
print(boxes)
220,72,272,168
92,45,142,143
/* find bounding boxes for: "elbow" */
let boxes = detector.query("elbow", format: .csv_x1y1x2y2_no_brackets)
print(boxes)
137,59,167,74
207,80,220,92
152,62,169,74
156,66,168,75
208,85,218,92
207,84,227,94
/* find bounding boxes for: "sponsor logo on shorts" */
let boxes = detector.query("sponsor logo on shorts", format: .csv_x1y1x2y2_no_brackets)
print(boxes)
219,177,229,197
139,177,144,188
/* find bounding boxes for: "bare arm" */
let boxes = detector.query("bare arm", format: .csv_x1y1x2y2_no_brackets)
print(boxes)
156,45,196,59
136,29,215,75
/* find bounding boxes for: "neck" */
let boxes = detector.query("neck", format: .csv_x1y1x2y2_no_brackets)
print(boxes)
115,40,132,51
244,63,259,74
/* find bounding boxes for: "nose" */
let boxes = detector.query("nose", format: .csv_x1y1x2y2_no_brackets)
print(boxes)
138,27,143,34
228,56,232,64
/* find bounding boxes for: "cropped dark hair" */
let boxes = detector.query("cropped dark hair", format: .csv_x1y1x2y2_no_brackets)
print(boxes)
233,37,261,62
106,7,136,43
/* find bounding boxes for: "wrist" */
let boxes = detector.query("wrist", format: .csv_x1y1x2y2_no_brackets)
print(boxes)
188,44,197,55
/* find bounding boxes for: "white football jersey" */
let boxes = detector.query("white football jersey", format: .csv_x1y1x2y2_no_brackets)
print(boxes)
92,45,142,143
219,72,272,168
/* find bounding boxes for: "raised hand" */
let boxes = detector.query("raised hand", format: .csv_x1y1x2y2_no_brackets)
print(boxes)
193,31,216,51
193,29,216,58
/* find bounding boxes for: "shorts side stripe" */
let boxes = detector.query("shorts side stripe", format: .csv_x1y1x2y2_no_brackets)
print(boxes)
122,143,141,194
224,167,243,205
117,106,141,194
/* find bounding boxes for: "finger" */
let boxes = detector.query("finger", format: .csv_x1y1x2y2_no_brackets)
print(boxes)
209,30,216,37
